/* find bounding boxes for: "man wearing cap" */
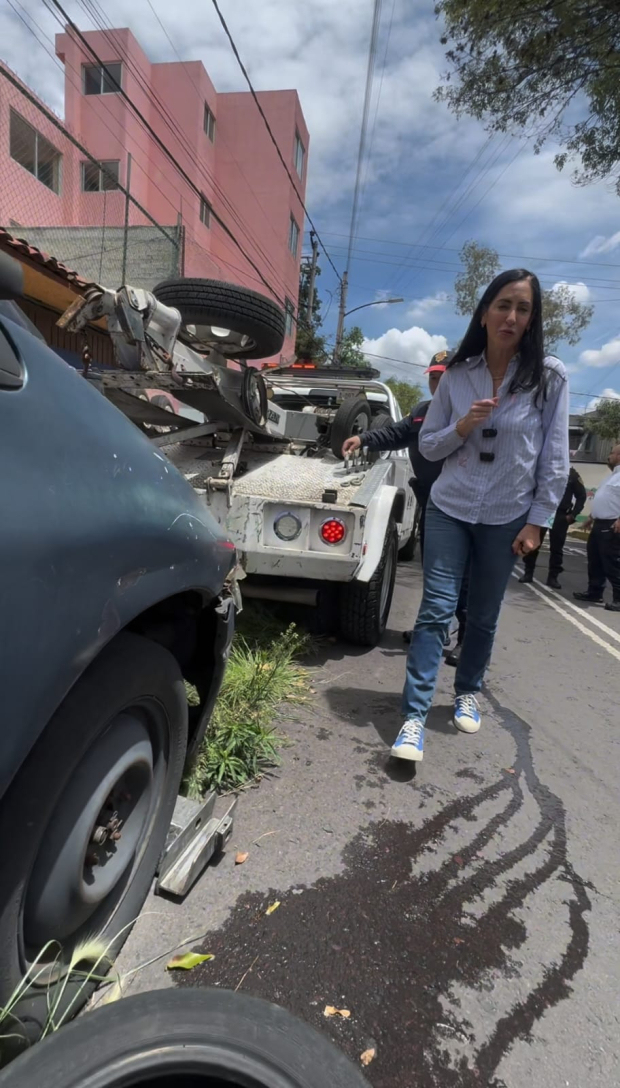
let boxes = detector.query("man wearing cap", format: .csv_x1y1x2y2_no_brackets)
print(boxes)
342,349,468,665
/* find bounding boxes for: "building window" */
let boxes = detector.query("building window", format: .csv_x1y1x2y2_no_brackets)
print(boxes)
83,62,122,95
204,104,216,142
284,298,295,337
81,160,120,192
288,215,300,257
294,131,305,177
10,110,62,194
200,196,212,227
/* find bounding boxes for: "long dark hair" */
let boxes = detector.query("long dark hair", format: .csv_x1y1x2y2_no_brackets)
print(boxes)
449,269,545,396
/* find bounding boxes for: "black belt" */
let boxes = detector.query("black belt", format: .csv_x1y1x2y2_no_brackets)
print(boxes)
593,517,615,526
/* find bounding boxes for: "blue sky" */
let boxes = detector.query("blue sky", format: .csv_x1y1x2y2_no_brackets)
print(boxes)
4,0,620,413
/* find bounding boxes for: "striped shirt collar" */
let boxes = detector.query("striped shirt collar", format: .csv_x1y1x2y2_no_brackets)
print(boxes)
466,352,519,371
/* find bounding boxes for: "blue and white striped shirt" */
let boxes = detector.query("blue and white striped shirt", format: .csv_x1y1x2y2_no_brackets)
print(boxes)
419,354,569,526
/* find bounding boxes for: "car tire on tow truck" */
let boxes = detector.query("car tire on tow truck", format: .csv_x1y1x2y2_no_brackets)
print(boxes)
339,518,398,647
0,633,187,1053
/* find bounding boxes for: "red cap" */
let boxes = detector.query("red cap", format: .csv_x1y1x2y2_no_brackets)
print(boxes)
424,349,454,374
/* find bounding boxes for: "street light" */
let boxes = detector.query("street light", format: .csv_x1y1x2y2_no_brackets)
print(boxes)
344,297,404,318
333,295,404,363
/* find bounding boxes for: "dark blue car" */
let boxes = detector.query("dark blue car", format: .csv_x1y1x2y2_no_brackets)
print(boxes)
0,253,236,1041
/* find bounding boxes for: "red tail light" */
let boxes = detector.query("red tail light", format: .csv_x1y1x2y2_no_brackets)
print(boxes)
320,518,346,545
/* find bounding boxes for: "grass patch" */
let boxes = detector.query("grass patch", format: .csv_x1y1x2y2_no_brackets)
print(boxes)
185,605,311,797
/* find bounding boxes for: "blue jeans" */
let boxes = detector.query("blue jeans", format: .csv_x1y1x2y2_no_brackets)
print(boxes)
402,502,527,722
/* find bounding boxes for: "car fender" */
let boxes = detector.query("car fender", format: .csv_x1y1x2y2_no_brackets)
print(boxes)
355,485,398,582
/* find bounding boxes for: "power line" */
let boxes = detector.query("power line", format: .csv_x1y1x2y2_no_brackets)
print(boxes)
208,0,341,284
48,0,289,305
316,230,620,273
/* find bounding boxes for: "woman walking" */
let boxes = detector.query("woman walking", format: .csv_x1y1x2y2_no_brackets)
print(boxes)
392,269,569,762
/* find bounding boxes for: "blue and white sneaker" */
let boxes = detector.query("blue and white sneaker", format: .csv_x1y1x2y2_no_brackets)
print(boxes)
454,694,481,734
391,719,424,761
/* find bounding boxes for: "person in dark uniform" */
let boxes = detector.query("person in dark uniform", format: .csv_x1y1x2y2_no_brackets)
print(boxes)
342,349,468,665
519,465,586,589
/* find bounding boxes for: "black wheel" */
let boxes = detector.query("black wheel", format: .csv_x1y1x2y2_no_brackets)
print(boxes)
153,277,285,360
398,501,418,561
330,396,372,459
366,411,392,463
241,367,268,426
0,633,187,1053
339,518,398,646
0,989,370,1087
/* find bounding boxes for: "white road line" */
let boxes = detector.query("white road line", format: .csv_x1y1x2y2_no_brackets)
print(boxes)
510,573,620,663
528,573,620,646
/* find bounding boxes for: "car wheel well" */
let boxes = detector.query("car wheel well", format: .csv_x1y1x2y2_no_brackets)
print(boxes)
125,591,219,747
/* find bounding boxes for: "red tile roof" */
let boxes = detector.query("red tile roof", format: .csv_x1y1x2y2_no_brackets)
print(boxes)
0,228,96,292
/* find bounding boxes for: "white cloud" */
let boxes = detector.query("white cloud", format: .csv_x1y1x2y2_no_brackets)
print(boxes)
580,231,620,258
362,325,448,373
371,289,403,310
586,387,620,412
551,281,591,305
580,336,620,368
407,292,449,321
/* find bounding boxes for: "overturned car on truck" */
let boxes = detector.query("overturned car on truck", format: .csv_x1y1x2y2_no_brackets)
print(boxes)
60,275,417,646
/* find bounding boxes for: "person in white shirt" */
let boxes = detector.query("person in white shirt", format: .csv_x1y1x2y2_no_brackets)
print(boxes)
573,443,620,611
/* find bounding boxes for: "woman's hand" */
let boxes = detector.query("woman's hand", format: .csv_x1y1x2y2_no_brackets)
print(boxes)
455,398,499,438
512,523,542,556
342,435,362,456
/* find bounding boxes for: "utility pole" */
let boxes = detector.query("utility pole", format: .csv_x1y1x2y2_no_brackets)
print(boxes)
333,269,349,364
121,152,132,285
306,230,319,323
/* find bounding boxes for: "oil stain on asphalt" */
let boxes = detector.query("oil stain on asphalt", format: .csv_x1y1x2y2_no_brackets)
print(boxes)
176,696,592,1087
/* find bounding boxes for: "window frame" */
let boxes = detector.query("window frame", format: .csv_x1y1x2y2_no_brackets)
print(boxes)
204,103,216,142
83,61,122,96
294,130,305,177
200,195,212,228
9,109,62,195
288,214,300,258
81,159,120,193
284,297,295,337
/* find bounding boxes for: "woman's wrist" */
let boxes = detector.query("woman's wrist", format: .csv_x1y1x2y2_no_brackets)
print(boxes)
455,417,470,439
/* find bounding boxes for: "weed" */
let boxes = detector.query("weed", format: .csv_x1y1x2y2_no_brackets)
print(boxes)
185,609,310,797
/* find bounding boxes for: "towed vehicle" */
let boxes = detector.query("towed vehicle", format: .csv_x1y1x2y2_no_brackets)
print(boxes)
61,275,417,648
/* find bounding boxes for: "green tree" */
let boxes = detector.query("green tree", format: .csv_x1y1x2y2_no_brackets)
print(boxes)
338,325,366,368
455,241,593,351
295,260,327,363
435,0,620,191
585,400,620,443
385,377,424,414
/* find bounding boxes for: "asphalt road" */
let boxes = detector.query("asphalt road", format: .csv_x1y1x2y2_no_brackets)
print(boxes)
116,536,620,1088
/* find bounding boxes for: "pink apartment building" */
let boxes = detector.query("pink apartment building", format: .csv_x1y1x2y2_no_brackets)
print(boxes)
0,25,309,363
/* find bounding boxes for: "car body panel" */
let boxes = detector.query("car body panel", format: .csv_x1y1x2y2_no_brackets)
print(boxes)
0,314,235,800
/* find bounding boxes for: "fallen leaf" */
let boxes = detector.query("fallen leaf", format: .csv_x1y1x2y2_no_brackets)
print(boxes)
453,937,465,946
360,1048,376,1066
265,900,281,915
453,855,464,866
235,851,249,865
324,1005,351,1019
504,767,516,775
166,952,214,971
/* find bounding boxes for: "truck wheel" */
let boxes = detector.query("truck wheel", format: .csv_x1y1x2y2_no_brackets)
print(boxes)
153,278,285,360
0,633,187,1052
339,519,398,646
366,411,392,463
0,989,370,1088
330,396,372,459
398,525,416,561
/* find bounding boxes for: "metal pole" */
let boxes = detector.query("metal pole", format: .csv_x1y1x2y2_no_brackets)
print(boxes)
333,269,348,364
121,152,132,285
306,230,319,322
